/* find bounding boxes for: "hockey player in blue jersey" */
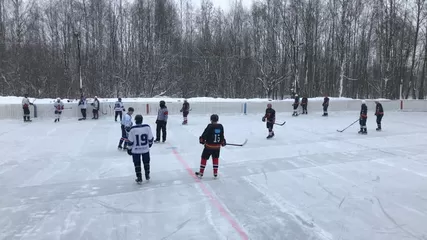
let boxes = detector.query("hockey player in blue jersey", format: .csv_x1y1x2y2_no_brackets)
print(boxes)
127,114,154,184
118,107,134,150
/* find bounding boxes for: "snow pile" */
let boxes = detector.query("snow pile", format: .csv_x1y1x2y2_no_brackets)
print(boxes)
0,95,361,104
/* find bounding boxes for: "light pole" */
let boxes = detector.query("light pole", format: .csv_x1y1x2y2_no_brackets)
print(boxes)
74,32,82,96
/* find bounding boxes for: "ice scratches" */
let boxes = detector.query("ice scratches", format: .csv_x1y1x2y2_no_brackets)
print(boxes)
160,218,192,240
338,197,346,208
243,176,333,240
375,196,425,240
95,199,163,214
317,182,347,209
261,168,268,184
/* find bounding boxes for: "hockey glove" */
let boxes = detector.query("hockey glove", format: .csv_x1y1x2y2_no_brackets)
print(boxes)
262,117,266,122
222,139,226,146
127,148,132,155
199,137,205,145
125,127,131,132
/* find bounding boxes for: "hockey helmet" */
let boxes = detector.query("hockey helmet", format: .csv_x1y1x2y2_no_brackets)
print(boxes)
160,100,166,107
361,100,366,104
128,107,134,112
118,98,122,101
135,114,143,124
56,98,61,102
210,114,219,122
267,103,272,108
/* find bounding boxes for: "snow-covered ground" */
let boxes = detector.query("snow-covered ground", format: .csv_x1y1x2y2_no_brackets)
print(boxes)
1,112,427,240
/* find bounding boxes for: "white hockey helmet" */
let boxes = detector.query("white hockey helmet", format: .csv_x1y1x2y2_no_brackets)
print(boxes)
361,100,366,104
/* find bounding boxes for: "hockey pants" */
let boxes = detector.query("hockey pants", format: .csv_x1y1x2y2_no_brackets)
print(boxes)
133,153,150,180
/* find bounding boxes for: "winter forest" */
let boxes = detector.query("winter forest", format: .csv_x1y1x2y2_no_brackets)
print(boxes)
0,0,426,99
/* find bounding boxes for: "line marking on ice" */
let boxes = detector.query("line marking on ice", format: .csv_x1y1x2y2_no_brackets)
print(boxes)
169,145,249,240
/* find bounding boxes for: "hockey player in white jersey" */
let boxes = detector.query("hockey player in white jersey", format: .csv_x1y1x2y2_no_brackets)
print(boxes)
127,114,154,183
54,98,64,122
118,107,134,150
22,94,33,122
114,98,125,121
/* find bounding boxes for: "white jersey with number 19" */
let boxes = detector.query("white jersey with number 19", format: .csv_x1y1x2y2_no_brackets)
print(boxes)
127,124,154,154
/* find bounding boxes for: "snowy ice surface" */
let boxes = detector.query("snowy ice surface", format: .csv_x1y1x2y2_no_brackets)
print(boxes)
0,96,356,104
1,111,427,240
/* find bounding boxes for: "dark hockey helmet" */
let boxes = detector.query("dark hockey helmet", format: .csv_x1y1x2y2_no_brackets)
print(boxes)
128,107,134,112
210,114,219,122
135,114,143,124
160,100,166,107
267,103,272,108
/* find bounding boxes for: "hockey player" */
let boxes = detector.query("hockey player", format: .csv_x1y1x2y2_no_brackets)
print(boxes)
322,95,329,116
262,103,276,139
375,100,384,131
114,98,125,122
118,107,134,150
54,98,64,122
91,96,100,119
155,100,168,142
195,114,226,178
180,99,190,125
301,96,308,114
292,94,300,116
127,114,154,184
78,95,87,120
22,94,33,122
359,100,368,134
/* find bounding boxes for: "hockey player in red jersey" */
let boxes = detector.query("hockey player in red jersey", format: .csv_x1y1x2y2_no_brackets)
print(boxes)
54,98,64,122
180,99,190,125
262,103,276,139
195,114,226,178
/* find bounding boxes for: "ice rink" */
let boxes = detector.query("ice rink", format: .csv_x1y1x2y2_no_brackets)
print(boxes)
1,111,427,240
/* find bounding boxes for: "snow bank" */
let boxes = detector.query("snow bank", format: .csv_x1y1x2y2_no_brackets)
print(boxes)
0,95,425,120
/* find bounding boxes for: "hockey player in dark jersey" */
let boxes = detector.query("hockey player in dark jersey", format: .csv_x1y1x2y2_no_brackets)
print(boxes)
374,100,384,131
322,95,329,116
180,99,190,125
359,100,368,134
301,96,308,114
195,114,226,178
262,103,276,139
292,94,300,116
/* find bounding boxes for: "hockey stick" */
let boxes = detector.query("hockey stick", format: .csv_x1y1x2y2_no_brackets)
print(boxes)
274,121,286,126
226,139,248,146
337,119,359,132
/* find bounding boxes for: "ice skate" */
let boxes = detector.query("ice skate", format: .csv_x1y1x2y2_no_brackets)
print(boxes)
195,172,203,178
135,178,143,184
376,127,381,131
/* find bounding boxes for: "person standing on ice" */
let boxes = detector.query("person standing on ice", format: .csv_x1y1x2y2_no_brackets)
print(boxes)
91,96,100,119
374,100,384,131
292,94,300,116
301,95,308,114
262,103,276,139
180,99,190,125
359,100,368,134
154,100,168,143
127,114,154,184
22,94,33,122
114,98,125,122
322,95,329,116
78,95,87,120
195,114,226,178
118,107,134,150
54,98,64,123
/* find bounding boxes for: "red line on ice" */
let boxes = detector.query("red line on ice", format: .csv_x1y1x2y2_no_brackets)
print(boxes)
170,148,249,240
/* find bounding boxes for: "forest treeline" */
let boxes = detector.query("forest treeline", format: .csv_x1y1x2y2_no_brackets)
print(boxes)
0,0,426,99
